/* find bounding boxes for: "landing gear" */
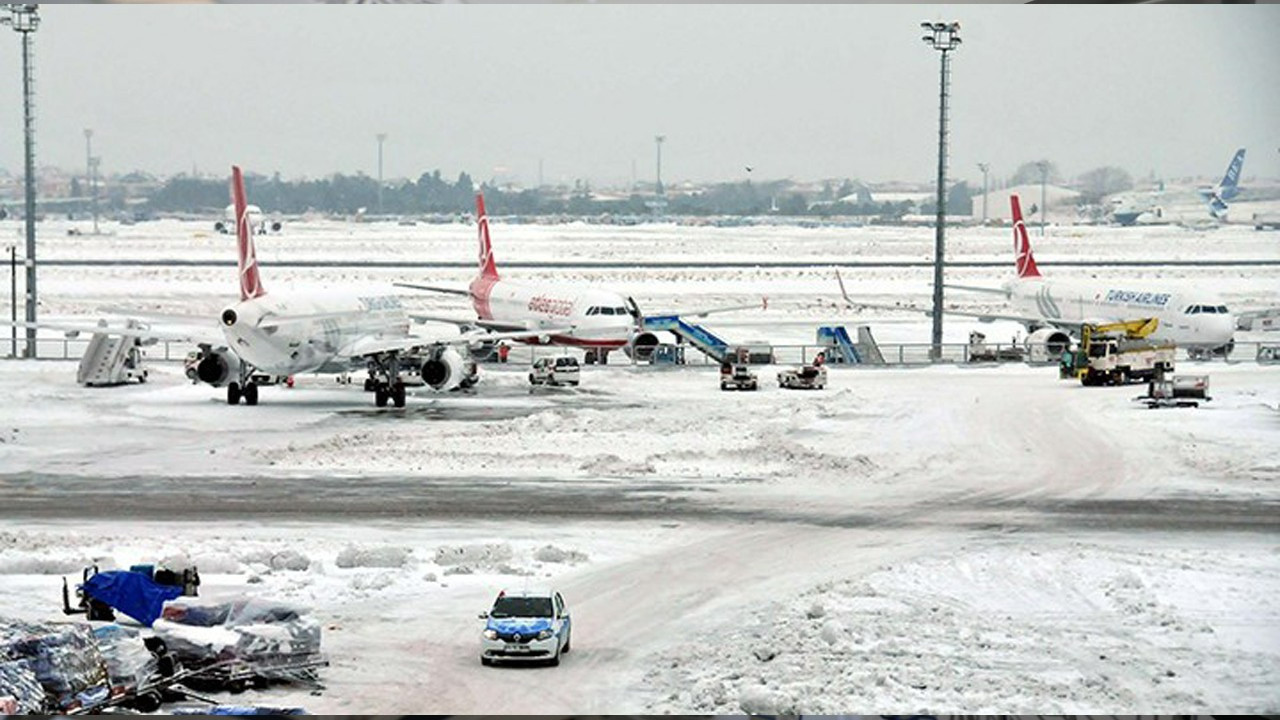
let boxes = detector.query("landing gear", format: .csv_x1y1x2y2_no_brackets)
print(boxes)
367,354,408,408
227,381,259,405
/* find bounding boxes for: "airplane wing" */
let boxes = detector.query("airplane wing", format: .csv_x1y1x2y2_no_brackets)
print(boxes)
643,298,769,319
97,306,215,327
838,300,1053,326
337,325,578,359
407,313,527,333
394,282,470,297
2,319,218,346
943,283,1009,296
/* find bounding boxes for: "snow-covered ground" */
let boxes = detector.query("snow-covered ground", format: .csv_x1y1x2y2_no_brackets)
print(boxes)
1,219,1278,713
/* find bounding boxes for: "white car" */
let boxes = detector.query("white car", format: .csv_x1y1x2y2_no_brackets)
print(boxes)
479,589,572,666
529,356,580,386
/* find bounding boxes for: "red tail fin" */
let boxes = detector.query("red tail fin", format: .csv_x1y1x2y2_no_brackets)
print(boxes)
476,193,499,280
231,166,266,301
1010,194,1041,279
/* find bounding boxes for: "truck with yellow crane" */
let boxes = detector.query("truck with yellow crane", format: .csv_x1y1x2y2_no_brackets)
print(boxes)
1059,317,1176,386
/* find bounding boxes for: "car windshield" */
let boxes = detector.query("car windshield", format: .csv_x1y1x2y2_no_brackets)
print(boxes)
490,596,553,618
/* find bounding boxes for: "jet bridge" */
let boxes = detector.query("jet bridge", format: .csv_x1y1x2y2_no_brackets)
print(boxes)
642,315,731,363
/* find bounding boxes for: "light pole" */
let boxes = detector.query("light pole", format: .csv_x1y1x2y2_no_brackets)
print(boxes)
9,245,15,359
921,20,960,362
4,4,40,359
977,162,989,225
654,134,665,196
1036,160,1048,236
376,133,387,216
84,128,99,235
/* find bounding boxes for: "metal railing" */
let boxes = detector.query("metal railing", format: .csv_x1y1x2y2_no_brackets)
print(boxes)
7,338,1278,368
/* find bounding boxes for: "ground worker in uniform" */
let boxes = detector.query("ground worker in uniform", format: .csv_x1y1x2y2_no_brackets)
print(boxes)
497,342,510,363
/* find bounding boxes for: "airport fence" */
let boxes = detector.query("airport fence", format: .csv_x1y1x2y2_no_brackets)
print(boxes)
6,338,1278,368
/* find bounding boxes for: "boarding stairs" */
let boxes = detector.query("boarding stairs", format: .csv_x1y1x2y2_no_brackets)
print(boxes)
77,320,149,386
642,315,731,363
816,325,885,365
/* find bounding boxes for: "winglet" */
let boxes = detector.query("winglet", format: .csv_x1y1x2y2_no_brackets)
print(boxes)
835,268,853,305
1010,195,1041,279
476,193,499,280
231,166,266,301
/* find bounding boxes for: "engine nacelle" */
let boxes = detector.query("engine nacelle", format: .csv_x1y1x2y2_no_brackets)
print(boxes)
1024,327,1073,363
420,347,473,391
623,331,660,360
196,348,242,387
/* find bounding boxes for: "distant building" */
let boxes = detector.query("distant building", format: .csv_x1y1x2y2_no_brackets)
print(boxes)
973,183,1081,223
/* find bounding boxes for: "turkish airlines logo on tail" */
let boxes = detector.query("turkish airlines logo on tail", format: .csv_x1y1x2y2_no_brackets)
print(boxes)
1010,195,1041,279
231,166,265,301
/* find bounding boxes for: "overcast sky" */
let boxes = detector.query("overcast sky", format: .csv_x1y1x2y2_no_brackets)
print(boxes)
1,4,1277,188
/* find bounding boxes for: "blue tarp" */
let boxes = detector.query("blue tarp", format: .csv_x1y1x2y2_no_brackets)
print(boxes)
81,571,184,627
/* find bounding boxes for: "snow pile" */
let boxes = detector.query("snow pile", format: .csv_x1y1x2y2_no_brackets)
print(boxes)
533,545,589,564
240,549,312,572
335,545,412,569
642,538,1280,714
0,553,89,575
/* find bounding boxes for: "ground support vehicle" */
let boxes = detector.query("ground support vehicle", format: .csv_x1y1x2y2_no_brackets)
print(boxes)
1136,375,1211,409
777,364,827,389
720,363,759,391
529,356,580,386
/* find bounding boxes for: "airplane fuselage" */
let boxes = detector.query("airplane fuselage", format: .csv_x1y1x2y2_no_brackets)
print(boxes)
220,289,410,375
1005,278,1235,349
468,276,637,349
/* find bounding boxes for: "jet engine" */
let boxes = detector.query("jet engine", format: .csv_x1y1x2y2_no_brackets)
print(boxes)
196,348,243,387
420,346,473,391
1023,327,1073,362
623,331,660,361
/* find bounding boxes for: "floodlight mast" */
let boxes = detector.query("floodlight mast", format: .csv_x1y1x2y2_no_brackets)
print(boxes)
3,4,40,358
921,21,961,361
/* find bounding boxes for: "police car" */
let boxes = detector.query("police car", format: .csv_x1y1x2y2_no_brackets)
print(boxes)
478,588,572,666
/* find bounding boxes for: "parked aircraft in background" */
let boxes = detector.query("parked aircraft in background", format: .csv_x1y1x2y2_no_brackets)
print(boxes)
844,194,1237,357
9,168,559,407
397,194,762,364
1111,148,1245,227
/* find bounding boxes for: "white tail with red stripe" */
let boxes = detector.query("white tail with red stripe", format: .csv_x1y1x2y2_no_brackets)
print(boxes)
1010,194,1041,279
231,166,266,301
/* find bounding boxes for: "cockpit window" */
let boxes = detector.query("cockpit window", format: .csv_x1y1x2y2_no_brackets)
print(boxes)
600,307,616,315
1187,306,1200,315
614,307,628,315
586,307,598,316
1217,305,1229,314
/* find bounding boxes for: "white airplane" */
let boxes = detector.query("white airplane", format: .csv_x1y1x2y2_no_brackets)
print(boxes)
1111,148,1246,227
397,194,761,364
12,167,561,407
215,202,281,235
843,194,1237,356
